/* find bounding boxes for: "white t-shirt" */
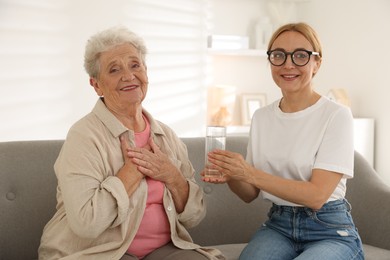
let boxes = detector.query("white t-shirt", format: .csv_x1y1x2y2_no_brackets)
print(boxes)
247,96,354,206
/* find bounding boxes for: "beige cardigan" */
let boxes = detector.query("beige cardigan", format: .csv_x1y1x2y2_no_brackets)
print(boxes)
38,99,223,260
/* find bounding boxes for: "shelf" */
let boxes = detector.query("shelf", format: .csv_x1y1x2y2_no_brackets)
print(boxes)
208,48,267,57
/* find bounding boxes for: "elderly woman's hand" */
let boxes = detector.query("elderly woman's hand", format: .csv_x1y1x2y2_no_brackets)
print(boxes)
127,137,189,213
116,134,145,196
127,138,180,184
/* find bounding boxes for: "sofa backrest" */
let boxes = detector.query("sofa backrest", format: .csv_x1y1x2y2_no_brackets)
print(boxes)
0,140,63,260
345,151,390,250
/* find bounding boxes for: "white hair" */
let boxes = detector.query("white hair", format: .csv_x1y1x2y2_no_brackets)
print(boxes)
83,26,147,78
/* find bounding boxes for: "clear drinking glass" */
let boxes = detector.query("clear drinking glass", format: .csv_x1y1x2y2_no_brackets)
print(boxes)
205,126,226,178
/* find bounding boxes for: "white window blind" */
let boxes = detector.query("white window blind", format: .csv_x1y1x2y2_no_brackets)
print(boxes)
0,0,73,141
0,0,211,141
123,0,211,136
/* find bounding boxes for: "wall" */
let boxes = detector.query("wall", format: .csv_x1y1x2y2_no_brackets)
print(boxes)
210,0,390,185
298,0,390,185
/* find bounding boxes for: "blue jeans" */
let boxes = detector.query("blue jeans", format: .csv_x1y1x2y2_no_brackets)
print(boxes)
239,199,364,260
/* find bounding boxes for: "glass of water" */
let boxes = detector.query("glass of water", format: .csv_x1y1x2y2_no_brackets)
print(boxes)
205,126,226,178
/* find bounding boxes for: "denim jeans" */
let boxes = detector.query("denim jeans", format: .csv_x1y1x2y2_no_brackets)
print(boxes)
239,199,364,260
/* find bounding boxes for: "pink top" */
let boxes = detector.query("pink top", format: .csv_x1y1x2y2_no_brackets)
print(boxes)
127,115,171,258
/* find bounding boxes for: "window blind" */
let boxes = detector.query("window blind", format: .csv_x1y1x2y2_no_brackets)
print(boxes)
123,0,211,136
0,0,73,141
0,0,211,141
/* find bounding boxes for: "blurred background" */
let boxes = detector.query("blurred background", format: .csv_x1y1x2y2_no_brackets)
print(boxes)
1,0,389,184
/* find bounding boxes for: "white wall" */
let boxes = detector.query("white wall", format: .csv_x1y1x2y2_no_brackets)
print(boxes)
298,0,390,185
210,0,390,185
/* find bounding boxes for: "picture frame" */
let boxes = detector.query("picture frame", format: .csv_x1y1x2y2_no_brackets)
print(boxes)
241,93,267,125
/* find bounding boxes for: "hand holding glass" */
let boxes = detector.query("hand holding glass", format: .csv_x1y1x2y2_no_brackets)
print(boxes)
205,126,226,178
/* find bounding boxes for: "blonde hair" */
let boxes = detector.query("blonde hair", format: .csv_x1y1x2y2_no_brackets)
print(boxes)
268,22,322,60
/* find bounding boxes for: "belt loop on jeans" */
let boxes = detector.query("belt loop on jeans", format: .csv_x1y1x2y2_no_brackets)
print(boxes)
344,198,352,211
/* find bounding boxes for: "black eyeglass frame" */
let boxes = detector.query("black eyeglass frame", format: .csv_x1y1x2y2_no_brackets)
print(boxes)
266,49,320,67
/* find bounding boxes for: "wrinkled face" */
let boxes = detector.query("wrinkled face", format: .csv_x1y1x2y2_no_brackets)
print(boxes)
270,31,320,95
90,43,148,112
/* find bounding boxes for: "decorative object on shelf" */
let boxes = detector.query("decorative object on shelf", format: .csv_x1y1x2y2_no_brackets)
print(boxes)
327,88,351,107
241,93,267,125
211,106,231,126
207,35,249,50
254,17,273,50
266,0,305,28
207,85,237,126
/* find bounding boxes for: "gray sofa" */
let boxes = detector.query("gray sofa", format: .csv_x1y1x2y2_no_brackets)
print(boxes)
1,136,390,260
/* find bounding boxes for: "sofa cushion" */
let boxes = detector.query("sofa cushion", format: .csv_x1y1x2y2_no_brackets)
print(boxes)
213,244,245,260
363,244,390,260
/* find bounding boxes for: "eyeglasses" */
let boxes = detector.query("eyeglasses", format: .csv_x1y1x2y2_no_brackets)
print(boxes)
267,49,320,67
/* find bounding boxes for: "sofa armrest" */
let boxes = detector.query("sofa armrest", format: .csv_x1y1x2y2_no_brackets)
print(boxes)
346,151,390,250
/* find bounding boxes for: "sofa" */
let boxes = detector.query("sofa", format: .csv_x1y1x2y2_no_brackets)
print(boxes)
1,136,390,260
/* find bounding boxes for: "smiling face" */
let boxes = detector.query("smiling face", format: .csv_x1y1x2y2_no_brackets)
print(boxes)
90,43,148,114
270,31,321,95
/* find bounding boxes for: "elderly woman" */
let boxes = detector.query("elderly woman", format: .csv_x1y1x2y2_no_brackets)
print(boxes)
38,26,222,260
